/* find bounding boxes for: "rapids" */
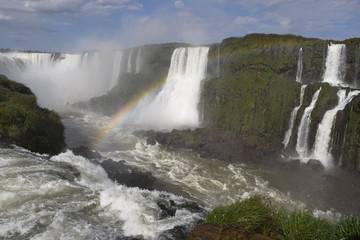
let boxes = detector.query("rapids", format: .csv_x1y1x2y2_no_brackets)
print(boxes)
2,107,360,239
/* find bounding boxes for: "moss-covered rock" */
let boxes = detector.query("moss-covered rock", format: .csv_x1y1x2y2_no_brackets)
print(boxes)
0,75,65,155
332,94,360,171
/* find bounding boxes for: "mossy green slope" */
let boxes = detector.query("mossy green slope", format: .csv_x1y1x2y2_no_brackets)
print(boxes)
0,75,65,155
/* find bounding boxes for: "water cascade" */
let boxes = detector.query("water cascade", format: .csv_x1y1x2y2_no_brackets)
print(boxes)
0,51,115,109
323,43,347,87
0,52,55,78
127,50,133,73
296,48,303,83
135,48,141,74
355,47,360,87
283,85,307,148
132,47,209,128
109,51,123,90
296,88,322,159
312,89,360,167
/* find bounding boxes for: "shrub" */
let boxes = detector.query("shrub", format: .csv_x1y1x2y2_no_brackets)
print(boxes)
205,195,280,236
335,216,360,240
278,211,334,240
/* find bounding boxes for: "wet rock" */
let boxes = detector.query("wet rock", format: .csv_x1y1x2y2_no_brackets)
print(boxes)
116,236,142,240
188,224,222,240
50,162,81,181
188,224,274,240
157,199,177,219
158,225,188,240
71,146,102,160
306,159,325,171
156,194,205,219
100,159,156,190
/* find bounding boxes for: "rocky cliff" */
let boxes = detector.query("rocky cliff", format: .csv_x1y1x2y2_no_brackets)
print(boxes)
86,34,360,171
199,34,360,171
0,75,65,154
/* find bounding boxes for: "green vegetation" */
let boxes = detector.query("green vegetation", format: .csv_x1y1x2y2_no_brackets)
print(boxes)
279,211,334,240
335,216,360,240
0,75,65,155
205,196,360,240
205,196,280,237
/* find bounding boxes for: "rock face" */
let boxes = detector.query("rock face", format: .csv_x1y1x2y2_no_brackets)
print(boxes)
0,75,65,155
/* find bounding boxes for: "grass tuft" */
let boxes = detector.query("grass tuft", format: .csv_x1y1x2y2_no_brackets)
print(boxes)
335,216,360,240
278,211,334,240
205,195,280,236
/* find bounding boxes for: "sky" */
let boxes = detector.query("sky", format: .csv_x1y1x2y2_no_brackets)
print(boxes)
0,0,359,52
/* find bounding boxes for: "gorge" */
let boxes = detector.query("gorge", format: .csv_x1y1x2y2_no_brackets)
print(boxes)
1,33,360,239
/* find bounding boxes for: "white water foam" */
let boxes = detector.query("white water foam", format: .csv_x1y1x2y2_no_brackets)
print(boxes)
296,87,322,160
0,147,203,240
312,89,360,167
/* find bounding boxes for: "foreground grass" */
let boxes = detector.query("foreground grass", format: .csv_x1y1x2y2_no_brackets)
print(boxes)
205,196,360,240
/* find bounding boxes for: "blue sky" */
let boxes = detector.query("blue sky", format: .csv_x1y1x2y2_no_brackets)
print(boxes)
0,0,359,52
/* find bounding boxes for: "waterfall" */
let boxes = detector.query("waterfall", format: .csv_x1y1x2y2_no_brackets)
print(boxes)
355,47,360,87
0,52,54,77
132,46,209,128
323,43,347,87
282,85,307,148
296,48,303,83
296,87,322,159
135,48,141,74
127,50,133,73
312,90,360,167
216,44,220,78
109,51,123,90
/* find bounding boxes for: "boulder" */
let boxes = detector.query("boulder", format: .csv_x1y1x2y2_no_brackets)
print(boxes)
71,146,102,160
306,159,325,171
100,159,156,190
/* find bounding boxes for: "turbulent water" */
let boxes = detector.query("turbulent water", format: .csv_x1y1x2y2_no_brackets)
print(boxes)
2,109,360,239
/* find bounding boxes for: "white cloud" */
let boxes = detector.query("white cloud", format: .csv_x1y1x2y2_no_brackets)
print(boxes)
0,13,12,21
0,0,142,15
174,0,185,8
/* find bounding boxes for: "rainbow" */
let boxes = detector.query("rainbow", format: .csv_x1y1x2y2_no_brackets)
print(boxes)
92,76,167,150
